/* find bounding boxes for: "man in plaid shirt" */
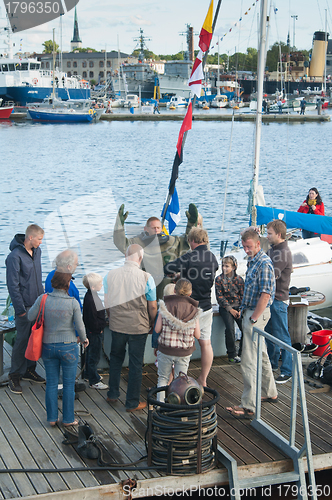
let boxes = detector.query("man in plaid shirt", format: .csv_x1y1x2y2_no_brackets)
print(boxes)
226,228,278,419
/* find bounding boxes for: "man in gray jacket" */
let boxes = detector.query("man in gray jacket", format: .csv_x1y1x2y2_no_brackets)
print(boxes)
6,224,45,394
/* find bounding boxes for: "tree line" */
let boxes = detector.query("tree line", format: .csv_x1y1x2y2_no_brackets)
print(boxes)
42,40,310,73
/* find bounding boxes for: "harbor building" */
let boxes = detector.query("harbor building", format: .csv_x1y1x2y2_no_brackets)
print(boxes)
38,51,136,83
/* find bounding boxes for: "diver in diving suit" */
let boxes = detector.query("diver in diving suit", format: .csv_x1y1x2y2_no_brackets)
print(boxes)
113,203,198,298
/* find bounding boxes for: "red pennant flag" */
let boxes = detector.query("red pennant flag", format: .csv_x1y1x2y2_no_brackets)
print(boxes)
169,103,193,195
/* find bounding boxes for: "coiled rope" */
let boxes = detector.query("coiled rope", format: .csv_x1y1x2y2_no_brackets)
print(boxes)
146,386,220,475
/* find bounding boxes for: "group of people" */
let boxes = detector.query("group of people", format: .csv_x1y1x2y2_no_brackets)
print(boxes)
4,188,324,425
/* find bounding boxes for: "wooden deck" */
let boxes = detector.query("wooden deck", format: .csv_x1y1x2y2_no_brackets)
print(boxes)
1,342,332,500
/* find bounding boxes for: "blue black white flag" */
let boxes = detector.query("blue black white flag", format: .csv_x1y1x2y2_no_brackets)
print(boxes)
162,188,181,234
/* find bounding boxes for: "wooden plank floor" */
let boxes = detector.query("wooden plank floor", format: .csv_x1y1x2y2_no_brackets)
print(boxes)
1,342,332,499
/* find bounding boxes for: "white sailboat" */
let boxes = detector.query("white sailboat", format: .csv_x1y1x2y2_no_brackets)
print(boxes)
222,2,332,311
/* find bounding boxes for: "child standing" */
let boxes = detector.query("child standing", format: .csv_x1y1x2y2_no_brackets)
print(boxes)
83,273,108,389
215,256,244,363
154,278,201,400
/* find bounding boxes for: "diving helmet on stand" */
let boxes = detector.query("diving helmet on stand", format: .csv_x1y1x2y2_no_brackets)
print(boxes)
166,372,204,405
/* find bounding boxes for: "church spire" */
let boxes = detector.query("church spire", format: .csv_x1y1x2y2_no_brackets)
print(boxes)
71,7,82,51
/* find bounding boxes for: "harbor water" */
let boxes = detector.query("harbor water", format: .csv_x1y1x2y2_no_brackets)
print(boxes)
1,111,332,309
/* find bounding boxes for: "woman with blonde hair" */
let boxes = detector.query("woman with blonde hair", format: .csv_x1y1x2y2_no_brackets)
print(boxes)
28,272,88,427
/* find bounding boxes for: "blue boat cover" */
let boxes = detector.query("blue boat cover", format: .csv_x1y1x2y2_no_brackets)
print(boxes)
256,206,332,235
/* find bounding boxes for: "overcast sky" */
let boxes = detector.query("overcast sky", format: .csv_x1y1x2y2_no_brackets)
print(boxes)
1,0,331,57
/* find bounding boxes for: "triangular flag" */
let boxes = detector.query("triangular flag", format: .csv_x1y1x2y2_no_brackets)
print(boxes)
169,102,193,196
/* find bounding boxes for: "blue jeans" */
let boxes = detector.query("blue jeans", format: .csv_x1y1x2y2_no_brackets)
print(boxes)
265,300,292,377
107,331,148,409
42,342,78,424
85,332,102,385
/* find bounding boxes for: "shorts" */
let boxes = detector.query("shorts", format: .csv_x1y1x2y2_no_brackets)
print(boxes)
199,308,213,341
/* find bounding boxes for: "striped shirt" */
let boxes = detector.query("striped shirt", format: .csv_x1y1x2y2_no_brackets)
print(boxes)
241,250,275,311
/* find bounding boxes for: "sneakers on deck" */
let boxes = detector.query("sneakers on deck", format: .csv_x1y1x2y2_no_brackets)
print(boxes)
21,369,45,383
228,356,241,364
275,374,292,384
8,375,22,394
90,381,108,390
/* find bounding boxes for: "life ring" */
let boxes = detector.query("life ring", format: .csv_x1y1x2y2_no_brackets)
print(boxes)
32,78,38,85
88,109,94,115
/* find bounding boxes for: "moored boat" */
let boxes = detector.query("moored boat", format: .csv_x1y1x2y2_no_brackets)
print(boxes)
0,98,14,118
210,94,228,108
166,96,188,109
27,99,104,123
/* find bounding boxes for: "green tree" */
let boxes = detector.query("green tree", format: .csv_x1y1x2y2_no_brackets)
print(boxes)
42,40,59,53
132,49,158,60
266,42,289,72
73,47,97,53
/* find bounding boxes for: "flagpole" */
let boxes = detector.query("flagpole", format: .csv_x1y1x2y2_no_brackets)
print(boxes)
161,0,223,228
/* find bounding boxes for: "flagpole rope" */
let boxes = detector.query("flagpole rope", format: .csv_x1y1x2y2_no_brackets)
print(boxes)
221,110,235,233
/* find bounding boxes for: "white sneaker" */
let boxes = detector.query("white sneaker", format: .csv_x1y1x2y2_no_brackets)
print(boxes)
90,381,108,390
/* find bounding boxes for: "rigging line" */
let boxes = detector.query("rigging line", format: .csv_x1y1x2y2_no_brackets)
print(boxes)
316,0,324,30
326,1,332,35
236,0,243,72
221,110,235,233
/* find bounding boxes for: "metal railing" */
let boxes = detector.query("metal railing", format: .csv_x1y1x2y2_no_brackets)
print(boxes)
218,327,317,500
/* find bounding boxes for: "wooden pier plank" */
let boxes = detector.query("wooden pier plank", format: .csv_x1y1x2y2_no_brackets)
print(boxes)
0,402,52,496
6,385,99,491
0,433,32,499
1,341,332,499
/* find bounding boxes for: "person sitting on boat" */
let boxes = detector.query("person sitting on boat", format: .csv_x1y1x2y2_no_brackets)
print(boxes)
113,203,199,298
297,187,325,239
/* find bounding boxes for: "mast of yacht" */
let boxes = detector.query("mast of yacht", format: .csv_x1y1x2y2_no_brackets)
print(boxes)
251,0,268,227
324,10,327,94
52,28,56,107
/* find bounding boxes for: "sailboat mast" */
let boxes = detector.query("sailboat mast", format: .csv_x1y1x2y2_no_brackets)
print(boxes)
324,10,327,94
251,0,268,226
52,28,56,106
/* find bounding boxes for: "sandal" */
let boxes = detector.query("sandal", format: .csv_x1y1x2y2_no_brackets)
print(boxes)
63,419,79,427
49,420,60,427
261,396,278,403
226,406,255,419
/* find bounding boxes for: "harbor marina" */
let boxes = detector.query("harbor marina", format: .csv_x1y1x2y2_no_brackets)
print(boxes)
2,107,332,498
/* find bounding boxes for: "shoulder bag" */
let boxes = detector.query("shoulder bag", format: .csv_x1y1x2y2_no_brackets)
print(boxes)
25,294,48,361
